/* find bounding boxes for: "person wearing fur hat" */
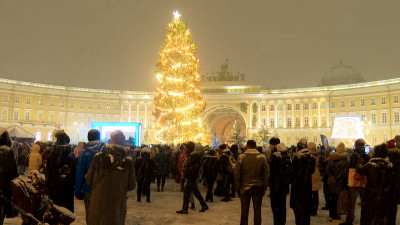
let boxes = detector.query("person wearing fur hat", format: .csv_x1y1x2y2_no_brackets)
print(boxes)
45,130,76,212
26,144,42,174
270,143,291,225
326,142,348,221
86,130,136,225
0,128,18,224
308,142,322,216
356,143,394,225
135,147,156,202
290,138,315,225
340,139,370,225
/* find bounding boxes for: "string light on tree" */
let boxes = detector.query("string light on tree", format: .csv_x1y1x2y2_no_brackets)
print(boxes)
153,11,208,144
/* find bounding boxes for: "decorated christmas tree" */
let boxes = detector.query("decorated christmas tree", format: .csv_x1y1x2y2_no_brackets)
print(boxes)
153,11,206,144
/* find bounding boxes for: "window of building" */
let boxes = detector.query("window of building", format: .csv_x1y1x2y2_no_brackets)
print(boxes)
26,97,31,104
287,136,291,145
295,104,300,110
60,100,64,107
270,105,275,111
321,102,326,109
313,116,318,126
304,103,309,110
270,118,275,127
13,110,19,121
278,104,282,111
49,112,54,122
78,115,84,124
383,134,388,142
88,103,93,109
123,105,129,111
24,111,30,121
69,102,74,108
37,112,43,121
394,112,399,123
106,103,110,110
3,95,8,103
287,104,292,110
1,109,8,120
261,105,266,111
312,103,317,109
262,117,266,125
295,117,300,126
360,98,365,106
38,99,43,105
287,117,292,127
394,96,398,103
322,117,327,126
98,103,102,109
371,98,375,105
361,114,366,122
340,100,345,107
123,117,128,122
381,97,386,104
371,113,376,123
79,103,84,109
131,117,136,122
58,114,65,124
278,117,283,127
350,100,355,107
331,102,335,108
382,113,387,124
304,116,309,127
15,96,20,104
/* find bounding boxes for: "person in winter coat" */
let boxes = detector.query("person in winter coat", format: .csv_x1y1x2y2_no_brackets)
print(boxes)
203,148,218,202
26,144,43,174
326,142,348,221
356,143,394,225
178,145,188,192
308,142,322,216
176,142,208,214
86,130,136,225
74,129,105,223
135,147,156,202
155,146,170,192
0,128,18,224
290,138,315,225
45,131,76,213
270,143,291,225
340,139,370,225
387,141,400,225
219,148,233,202
234,140,269,225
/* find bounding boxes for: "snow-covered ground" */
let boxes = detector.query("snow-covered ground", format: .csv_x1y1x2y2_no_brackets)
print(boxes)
4,178,399,225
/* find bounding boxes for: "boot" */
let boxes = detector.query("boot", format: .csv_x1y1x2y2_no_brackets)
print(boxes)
176,210,188,214
199,206,209,212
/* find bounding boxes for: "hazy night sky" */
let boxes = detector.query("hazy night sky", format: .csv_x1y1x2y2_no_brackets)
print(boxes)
0,0,399,91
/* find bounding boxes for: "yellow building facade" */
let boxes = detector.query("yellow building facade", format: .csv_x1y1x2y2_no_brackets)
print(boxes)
1,75,399,146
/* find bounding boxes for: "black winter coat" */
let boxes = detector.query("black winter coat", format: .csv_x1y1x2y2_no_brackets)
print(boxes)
135,155,157,184
0,145,18,216
183,151,202,181
290,149,315,210
203,155,218,178
155,151,169,177
357,157,394,225
269,150,291,187
45,144,76,212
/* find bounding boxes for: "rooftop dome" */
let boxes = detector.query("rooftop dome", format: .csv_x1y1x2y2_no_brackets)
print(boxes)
320,61,365,86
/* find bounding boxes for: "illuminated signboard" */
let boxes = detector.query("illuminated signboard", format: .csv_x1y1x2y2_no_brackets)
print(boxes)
331,116,365,139
91,122,142,146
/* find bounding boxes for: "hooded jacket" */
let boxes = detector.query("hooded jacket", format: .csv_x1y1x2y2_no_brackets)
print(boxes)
86,144,136,225
326,152,348,194
74,140,106,195
26,145,42,174
234,148,269,194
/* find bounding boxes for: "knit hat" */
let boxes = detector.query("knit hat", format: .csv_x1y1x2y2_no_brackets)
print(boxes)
31,144,40,153
110,130,126,146
276,143,287,152
387,139,396,149
336,142,345,153
88,129,101,141
307,142,317,154
354,139,366,148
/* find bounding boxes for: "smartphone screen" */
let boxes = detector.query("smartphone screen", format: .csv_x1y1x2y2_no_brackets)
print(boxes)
365,145,370,154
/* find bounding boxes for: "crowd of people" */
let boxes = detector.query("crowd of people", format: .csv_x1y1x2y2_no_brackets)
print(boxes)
0,126,400,225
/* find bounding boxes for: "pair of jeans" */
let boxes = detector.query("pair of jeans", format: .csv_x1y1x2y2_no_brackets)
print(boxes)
205,175,216,202
156,176,166,190
240,186,265,225
182,180,207,211
270,185,288,225
345,187,362,224
137,181,151,202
